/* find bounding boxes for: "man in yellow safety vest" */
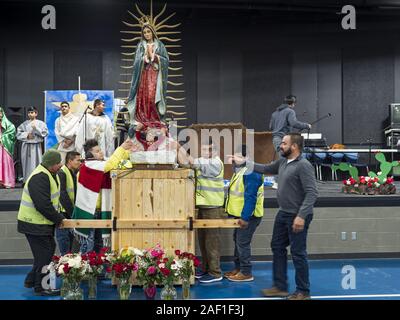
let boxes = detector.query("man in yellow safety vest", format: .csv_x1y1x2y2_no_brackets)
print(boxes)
225,145,264,282
17,150,65,296
56,151,81,255
177,138,226,283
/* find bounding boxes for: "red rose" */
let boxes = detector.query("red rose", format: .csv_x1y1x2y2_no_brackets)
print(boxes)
161,268,170,276
63,264,70,274
175,250,181,256
193,258,201,267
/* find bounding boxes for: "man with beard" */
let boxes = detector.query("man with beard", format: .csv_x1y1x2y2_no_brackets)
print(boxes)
228,133,318,300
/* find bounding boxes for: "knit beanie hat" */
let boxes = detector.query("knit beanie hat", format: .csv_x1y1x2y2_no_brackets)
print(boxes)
41,150,62,168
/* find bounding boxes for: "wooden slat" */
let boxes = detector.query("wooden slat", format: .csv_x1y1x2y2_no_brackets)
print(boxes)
62,220,112,228
193,219,240,228
62,218,239,229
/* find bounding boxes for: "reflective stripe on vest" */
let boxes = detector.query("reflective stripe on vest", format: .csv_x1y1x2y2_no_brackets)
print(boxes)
59,165,75,213
17,165,60,225
195,157,225,207
226,167,264,218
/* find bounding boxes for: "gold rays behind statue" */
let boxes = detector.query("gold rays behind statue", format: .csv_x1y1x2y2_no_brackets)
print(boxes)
119,0,187,128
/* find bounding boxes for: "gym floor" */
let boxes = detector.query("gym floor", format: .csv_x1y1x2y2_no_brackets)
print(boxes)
1,259,400,300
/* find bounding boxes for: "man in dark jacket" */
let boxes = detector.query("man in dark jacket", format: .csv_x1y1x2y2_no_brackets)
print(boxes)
56,151,81,255
17,150,65,296
269,95,311,155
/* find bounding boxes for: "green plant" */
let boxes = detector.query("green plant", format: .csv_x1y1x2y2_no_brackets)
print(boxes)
368,153,400,184
332,162,359,180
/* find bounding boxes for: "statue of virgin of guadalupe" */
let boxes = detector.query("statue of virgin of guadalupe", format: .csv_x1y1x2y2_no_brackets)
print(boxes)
126,22,169,135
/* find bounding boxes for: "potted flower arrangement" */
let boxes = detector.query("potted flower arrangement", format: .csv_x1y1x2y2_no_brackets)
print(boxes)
48,253,90,300
343,175,396,195
81,249,107,299
158,255,181,300
135,244,164,300
106,247,138,300
174,250,201,299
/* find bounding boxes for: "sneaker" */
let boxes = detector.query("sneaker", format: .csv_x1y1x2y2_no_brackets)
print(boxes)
223,269,240,278
227,272,254,282
287,292,311,300
261,286,289,297
195,270,207,279
198,273,223,283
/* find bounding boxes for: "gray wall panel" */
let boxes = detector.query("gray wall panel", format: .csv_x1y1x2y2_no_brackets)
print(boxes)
243,50,292,131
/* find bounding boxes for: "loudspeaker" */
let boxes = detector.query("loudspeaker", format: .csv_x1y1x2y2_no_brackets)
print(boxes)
6,106,27,128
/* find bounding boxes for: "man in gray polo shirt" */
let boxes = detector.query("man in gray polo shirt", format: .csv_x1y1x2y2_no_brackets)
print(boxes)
229,132,318,300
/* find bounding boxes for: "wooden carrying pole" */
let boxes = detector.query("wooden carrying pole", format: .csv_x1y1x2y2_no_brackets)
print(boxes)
61,218,240,229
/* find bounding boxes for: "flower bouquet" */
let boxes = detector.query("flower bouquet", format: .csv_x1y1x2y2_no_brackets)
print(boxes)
106,247,138,300
158,256,180,300
48,253,89,300
135,244,164,299
81,249,107,299
174,250,200,299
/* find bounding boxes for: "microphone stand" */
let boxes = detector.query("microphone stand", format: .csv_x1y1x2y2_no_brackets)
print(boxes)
78,105,91,146
301,113,332,181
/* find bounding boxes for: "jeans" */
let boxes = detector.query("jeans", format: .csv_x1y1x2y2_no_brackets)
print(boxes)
25,234,56,292
79,228,103,253
79,211,104,254
55,228,74,256
272,136,283,157
271,210,313,294
233,216,262,275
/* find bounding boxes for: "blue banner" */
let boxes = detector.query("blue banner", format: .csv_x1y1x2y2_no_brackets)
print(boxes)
44,90,114,150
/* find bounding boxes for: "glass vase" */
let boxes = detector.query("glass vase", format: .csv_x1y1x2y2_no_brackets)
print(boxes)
64,280,83,300
60,277,71,299
143,283,157,300
118,277,132,300
160,281,177,300
181,277,191,300
88,274,97,300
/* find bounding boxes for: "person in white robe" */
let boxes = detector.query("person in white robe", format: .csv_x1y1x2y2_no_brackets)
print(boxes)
16,106,48,182
75,99,115,158
55,101,79,163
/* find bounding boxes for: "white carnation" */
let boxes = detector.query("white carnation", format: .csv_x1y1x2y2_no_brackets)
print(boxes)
58,265,65,275
133,248,144,256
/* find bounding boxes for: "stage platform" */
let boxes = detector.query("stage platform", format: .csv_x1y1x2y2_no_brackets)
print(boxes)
1,181,400,211
1,181,400,262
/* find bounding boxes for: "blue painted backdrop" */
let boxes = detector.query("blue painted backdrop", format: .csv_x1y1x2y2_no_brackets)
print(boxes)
44,90,114,150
